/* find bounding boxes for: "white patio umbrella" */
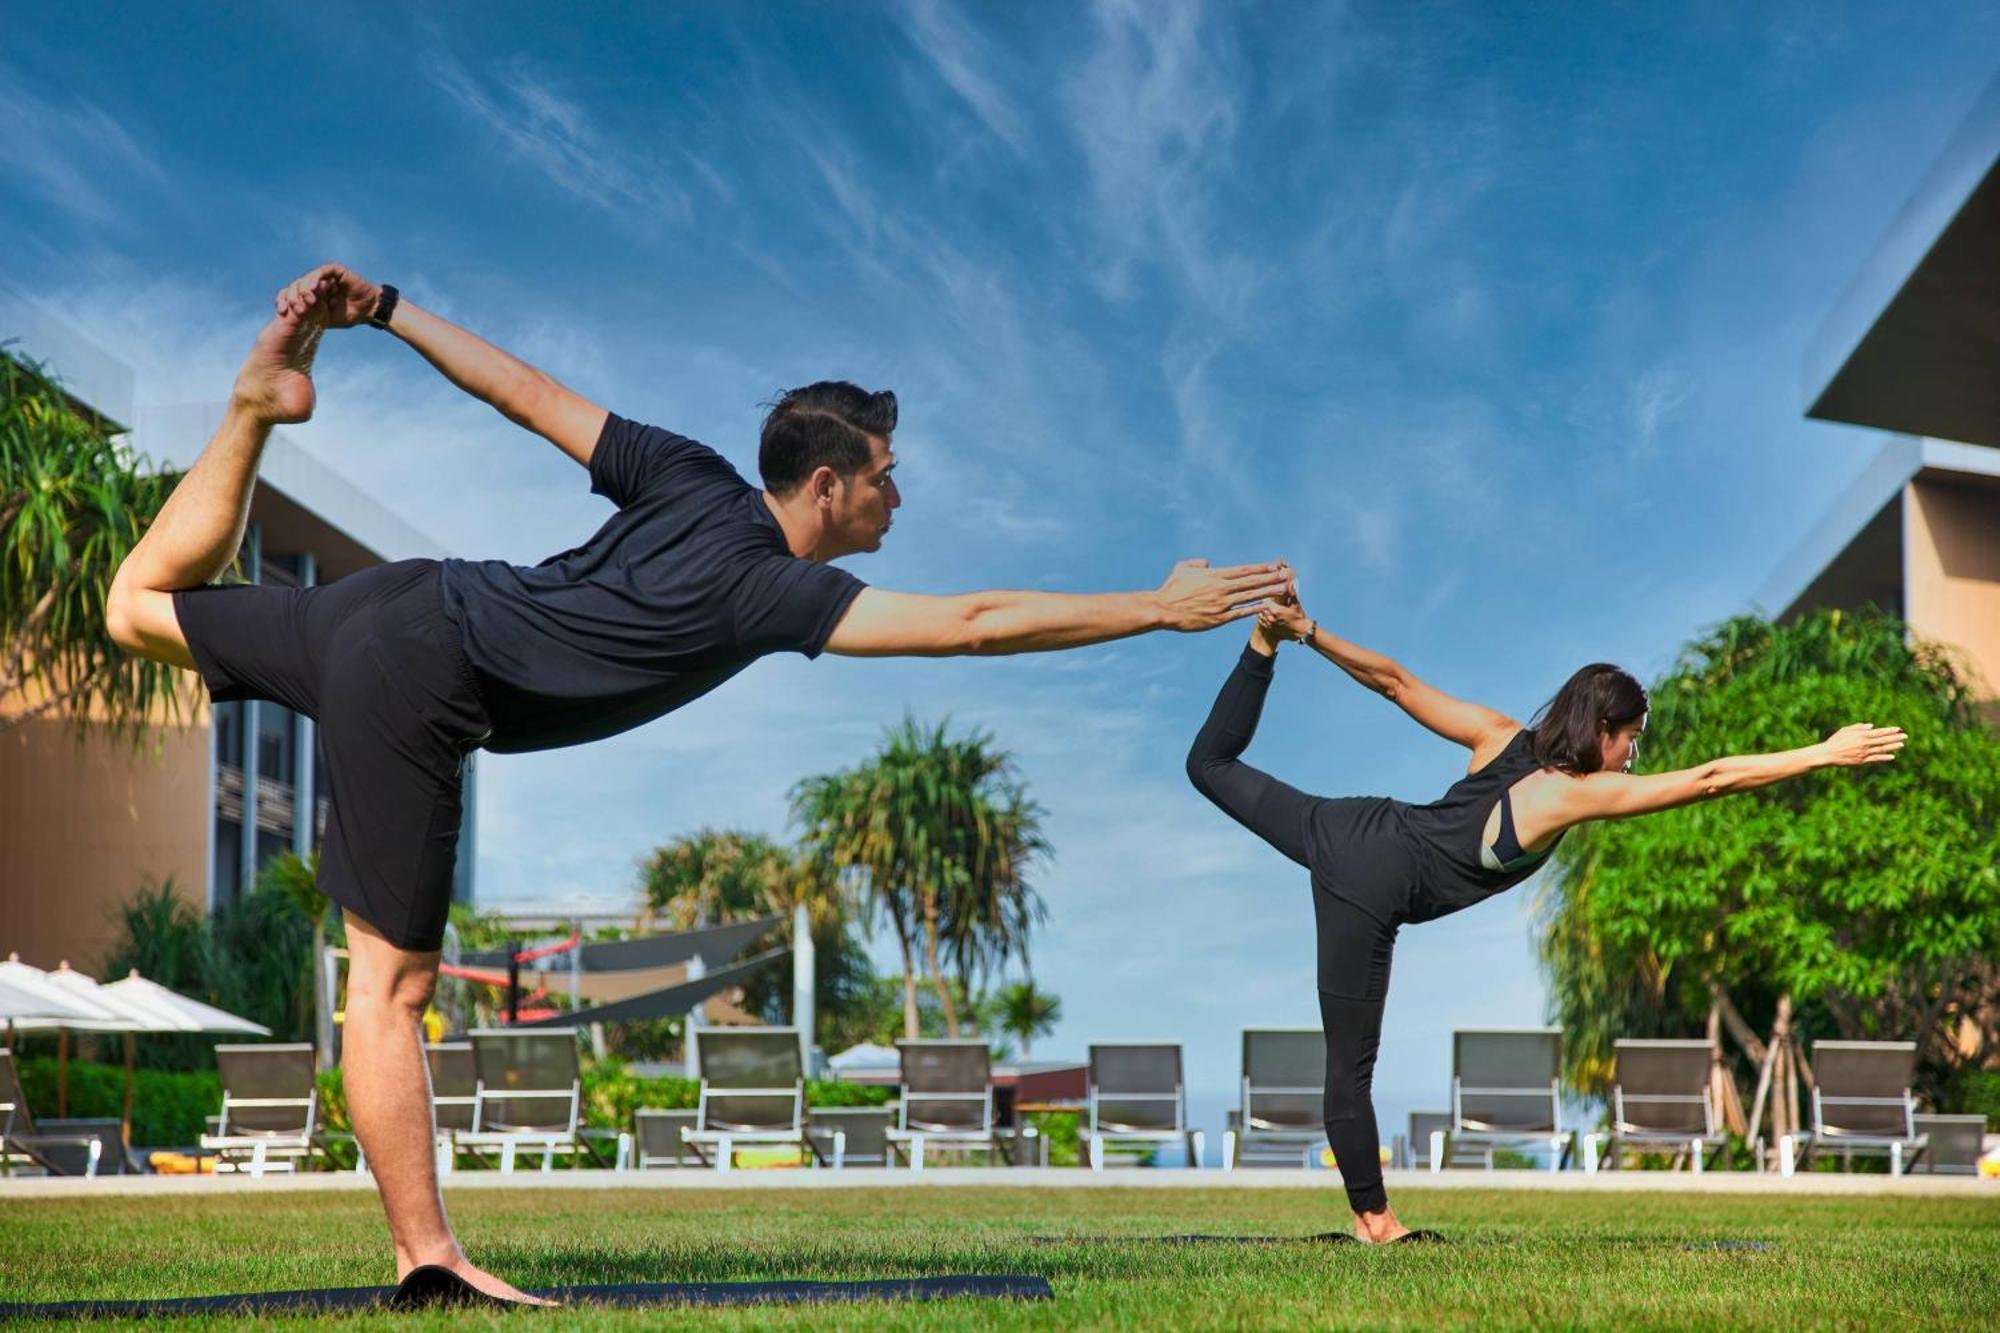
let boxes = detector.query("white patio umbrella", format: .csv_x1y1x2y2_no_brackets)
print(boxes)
89,969,272,1144
2,956,131,1124
828,1041,901,1072
98,973,271,1037
0,956,125,1031
0,974,110,1028
10,959,269,1143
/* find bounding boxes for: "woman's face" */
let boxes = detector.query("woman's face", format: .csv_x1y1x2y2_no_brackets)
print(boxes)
1599,715,1647,773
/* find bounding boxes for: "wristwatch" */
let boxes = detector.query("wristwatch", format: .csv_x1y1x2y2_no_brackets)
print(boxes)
368,284,400,330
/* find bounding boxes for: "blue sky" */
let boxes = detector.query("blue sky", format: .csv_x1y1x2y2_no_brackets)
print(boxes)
6,3,1997,1149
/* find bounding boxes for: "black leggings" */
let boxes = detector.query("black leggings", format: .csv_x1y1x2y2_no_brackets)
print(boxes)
1186,646,1397,1215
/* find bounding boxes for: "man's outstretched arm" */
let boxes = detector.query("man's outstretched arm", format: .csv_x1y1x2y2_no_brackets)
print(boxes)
273,264,608,468
824,559,1292,657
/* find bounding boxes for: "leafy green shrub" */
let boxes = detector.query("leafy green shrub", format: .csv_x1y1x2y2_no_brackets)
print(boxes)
578,1058,892,1128
316,1069,348,1133
805,1079,895,1109
15,1056,219,1147
1939,1066,2000,1129
1027,1111,1080,1167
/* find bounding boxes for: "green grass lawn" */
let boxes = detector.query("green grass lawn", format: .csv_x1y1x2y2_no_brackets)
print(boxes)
2,1186,1994,1329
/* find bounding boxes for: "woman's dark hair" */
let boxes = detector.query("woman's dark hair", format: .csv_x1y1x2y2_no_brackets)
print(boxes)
758,381,898,494
1528,663,1649,774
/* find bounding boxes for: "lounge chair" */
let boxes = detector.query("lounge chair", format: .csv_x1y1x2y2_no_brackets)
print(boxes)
809,1106,894,1168
883,1040,993,1168
0,1049,106,1177
1790,1040,1927,1175
1583,1039,1728,1172
421,1042,477,1173
632,1108,700,1169
455,1028,585,1173
1910,1113,1986,1176
682,1026,833,1170
1082,1043,1204,1170
200,1043,322,1176
1221,1027,1327,1169
1434,1027,1573,1171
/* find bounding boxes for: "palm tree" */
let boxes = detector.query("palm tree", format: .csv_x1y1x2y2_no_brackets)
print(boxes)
944,778,1049,1003
637,828,796,929
793,765,926,1038
998,980,1062,1061
1,351,183,738
793,716,1048,1040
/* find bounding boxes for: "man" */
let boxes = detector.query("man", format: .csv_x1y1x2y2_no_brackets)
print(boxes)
106,263,1289,1301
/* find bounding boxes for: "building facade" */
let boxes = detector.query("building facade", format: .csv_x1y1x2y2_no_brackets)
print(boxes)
1763,75,1999,723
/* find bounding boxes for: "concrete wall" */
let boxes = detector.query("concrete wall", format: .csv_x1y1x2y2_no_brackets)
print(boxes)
1905,475,2000,720
0,696,210,971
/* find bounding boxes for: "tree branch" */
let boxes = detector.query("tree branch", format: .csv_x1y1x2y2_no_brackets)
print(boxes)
1712,983,1768,1064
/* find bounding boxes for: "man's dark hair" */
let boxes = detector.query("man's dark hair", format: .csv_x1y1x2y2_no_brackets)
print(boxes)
758,381,898,494
1528,663,1649,774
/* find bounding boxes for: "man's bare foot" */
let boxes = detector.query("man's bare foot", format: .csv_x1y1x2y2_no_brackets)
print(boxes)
1354,1206,1411,1244
231,307,324,425
400,1253,557,1306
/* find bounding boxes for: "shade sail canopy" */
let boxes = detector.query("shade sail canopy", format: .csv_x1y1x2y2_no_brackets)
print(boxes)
461,916,781,974
514,946,789,1029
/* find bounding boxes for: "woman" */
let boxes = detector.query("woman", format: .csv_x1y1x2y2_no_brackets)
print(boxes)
1185,587,1904,1243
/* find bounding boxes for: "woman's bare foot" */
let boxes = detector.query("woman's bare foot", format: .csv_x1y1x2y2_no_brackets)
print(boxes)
230,307,324,425
1353,1206,1411,1244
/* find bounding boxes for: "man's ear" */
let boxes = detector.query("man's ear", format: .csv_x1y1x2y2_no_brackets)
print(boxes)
809,465,838,508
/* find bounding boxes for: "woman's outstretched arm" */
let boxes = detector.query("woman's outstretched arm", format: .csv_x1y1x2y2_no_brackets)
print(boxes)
1257,592,1519,756
1548,723,1907,825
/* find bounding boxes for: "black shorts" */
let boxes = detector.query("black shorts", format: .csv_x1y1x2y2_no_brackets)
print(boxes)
173,559,491,951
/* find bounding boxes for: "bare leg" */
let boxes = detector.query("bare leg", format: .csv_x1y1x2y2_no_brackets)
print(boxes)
105,307,326,667
342,912,551,1304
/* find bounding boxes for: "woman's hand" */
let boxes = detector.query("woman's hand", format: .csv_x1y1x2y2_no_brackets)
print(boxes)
1256,573,1313,643
273,263,382,328
1816,723,1907,768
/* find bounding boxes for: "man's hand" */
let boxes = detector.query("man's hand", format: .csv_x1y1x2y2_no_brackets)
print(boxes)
1155,558,1291,631
274,263,381,329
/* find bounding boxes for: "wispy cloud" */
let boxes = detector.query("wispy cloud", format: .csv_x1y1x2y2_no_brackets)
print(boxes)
894,0,1032,154
1630,364,1688,461
0,70,176,228
1062,0,1257,315
430,55,692,224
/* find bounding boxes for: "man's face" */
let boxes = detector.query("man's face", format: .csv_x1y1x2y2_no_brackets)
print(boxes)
829,433,900,555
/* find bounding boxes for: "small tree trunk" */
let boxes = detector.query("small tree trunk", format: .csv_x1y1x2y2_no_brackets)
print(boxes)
1706,999,1746,1137
920,892,960,1038
1792,1024,1808,1128
896,927,920,1040
1745,990,1792,1151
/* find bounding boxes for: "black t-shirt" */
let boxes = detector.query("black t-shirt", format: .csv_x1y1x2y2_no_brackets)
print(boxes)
438,414,867,754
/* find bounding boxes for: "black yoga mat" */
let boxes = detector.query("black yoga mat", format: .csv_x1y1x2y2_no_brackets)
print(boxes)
0,1265,1055,1319
1030,1232,1358,1246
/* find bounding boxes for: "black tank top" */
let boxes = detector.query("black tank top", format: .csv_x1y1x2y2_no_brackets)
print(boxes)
1399,728,1565,923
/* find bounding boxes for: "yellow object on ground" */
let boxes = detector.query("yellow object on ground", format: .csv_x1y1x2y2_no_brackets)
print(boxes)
146,1152,217,1175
